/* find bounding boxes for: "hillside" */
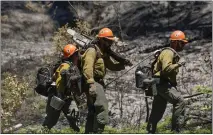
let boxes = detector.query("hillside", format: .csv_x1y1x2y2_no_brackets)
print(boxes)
1,1,212,133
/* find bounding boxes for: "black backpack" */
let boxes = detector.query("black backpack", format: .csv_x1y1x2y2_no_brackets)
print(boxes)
34,67,52,97
34,60,63,97
135,47,180,96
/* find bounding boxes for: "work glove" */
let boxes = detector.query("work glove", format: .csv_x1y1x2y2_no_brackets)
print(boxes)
124,59,133,66
89,83,97,97
178,59,186,67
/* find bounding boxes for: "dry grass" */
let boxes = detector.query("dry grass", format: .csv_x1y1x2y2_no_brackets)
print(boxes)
25,1,46,13
1,15,9,22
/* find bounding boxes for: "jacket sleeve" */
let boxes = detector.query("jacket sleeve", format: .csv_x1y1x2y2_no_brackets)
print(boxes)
82,48,97,84
55,63,70,93
104,55,125,71
160,50,179,75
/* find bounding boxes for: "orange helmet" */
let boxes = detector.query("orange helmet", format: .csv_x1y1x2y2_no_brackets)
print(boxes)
97,28,115,41
63,44,78,59
170,30,188,43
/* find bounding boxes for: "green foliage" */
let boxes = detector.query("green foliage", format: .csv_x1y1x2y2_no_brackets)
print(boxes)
183,123,212,134
49,127,84,134
31,97,46,111
200,105,212,111
47,19,93,65
156,116,173,133
103,126,120,133
15,118,212,134
193,85,212,94
183,128,212,134
52,23,75,54
52,19,92,54
105,116,212,134
103,123,148,134
16,125,85,134
72,19,92,36
1,72,29,132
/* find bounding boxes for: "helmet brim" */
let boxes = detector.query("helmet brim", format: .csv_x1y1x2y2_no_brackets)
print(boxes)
182,39,188,43
97,35,116,41
105,37,115,41
170,39,188,43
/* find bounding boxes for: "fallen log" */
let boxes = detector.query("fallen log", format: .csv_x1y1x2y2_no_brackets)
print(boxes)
3,123,22,133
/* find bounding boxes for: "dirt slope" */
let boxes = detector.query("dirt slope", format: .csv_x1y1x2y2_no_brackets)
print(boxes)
1,1,212,131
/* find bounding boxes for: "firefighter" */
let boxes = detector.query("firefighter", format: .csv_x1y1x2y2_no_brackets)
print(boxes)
147,30,188,133
81,28,132,133
42,44,80,132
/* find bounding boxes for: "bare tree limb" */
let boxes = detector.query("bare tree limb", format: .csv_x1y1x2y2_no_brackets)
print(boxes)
183,93,204,99
67,1,80,19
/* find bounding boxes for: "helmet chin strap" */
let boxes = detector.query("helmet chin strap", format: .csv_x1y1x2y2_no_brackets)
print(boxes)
98,38,111,52
170,41,178,51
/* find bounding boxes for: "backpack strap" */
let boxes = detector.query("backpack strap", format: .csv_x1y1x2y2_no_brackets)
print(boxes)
160,47,180,62
63,60,73,67
151,47,180,75
93,45,102,59
62,60,82,95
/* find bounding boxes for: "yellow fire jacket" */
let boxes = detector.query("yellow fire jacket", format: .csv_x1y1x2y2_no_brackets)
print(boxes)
153,48,180,85
55,62,70,93
81,45,125,84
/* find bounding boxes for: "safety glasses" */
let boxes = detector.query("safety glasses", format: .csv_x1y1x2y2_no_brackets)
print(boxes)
176,40,186,46
103,38,114,45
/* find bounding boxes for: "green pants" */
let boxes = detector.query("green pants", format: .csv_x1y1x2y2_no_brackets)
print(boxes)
42,94,80,132
147,82,185,133
84,82,109,134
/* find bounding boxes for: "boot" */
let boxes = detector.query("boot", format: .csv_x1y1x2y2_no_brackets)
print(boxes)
93,123,105,134
147,122,156,134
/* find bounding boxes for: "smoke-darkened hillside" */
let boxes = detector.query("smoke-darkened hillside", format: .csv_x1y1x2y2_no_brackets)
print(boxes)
1,1,212,133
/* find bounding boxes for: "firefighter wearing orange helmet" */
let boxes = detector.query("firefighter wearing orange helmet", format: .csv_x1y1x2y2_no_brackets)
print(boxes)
147,30,188,133
81,28,131,133
42,44,80,132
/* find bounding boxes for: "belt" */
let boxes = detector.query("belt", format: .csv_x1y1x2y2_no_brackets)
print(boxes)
94,77,106,88
152,76,176,86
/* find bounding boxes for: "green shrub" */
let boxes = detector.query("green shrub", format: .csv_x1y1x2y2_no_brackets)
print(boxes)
1,72,29,132
52,19,92,49
72,19,92,36
52,19,92,55
156,116,172,133
52,23,74,54
183,128,212,134
193,85,212,94
17,125,85,134
103,126,120,133
15,117,212,134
